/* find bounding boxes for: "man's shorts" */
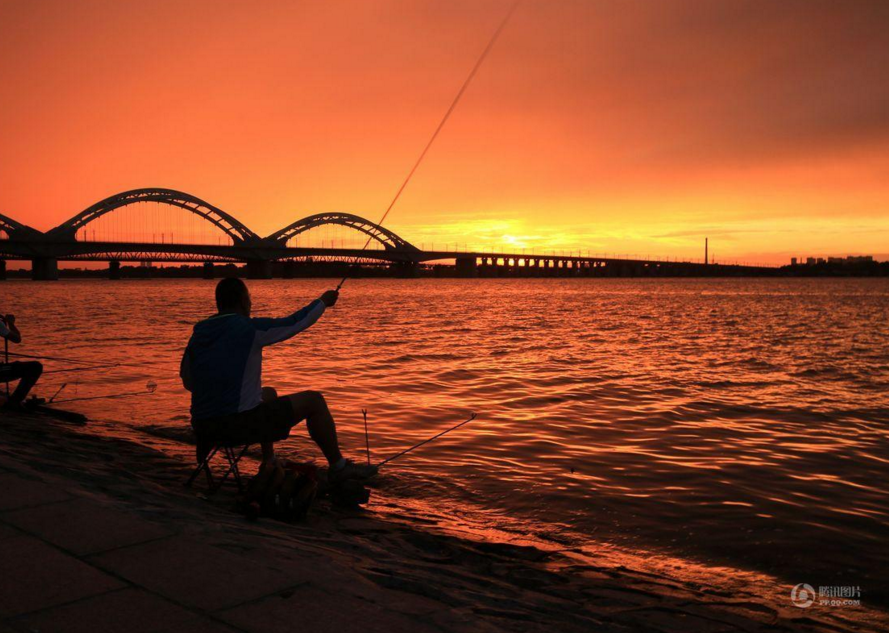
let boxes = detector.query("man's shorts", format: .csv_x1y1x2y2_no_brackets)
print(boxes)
192,397,295,446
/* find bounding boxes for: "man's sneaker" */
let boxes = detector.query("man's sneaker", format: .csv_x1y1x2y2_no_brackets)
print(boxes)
23,397,46,409
329,459,378,484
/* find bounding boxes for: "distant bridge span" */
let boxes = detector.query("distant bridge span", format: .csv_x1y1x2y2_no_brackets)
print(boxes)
45,188,261,243
0,211,41,240
0,188,773,279
267,212,419,252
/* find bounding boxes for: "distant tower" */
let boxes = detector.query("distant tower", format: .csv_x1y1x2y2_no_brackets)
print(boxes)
705,238,709,265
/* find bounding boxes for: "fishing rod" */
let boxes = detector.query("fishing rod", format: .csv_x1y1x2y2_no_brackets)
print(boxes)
335,0,522,292
378,412,478,467
48,383,68,404
3,337,8,398
362,408,371,465
49,380,158,404
1,313,8,398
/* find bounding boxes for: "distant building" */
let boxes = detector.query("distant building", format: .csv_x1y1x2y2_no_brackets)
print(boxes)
800,255,874,266
791,257,798,265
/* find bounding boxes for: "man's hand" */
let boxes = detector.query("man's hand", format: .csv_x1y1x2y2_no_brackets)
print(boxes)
320,290,339,307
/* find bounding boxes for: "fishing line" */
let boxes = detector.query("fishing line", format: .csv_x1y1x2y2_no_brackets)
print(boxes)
378,412,478,466
42,363,125,375
335,0,522,292
3,351,147,368
49,392,148,404
5,351,106,365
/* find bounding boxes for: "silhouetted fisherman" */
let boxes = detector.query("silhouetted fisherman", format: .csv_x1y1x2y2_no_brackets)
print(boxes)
0,314,43,410
180,277,377,481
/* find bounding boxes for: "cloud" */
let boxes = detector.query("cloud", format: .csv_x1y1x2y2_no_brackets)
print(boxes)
653,228,773,240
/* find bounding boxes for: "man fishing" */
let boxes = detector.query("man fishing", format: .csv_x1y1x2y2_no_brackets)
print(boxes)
0,314,44,410
180,277,376,482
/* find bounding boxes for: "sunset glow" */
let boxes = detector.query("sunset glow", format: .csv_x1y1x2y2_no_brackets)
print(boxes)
2,0,888,264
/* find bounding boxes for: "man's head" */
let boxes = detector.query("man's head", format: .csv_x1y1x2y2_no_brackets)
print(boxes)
215,277,251,316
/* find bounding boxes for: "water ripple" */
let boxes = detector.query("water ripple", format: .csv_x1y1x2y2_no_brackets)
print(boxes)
5,277,889,603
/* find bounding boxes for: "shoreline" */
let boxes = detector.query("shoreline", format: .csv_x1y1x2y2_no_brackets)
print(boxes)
1,409,886,632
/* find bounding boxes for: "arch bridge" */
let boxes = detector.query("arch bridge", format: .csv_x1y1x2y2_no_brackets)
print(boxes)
0,188,425,279
266,212,419,252
0,212,42,240
46,188,260,244
0,187,771,279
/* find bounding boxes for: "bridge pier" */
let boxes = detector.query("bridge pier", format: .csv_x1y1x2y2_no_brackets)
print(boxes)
246,259,272,280
109,260,121,280
202,262,215,280
32,257,59,281
0,260,6,281
456,257,477,278
393,261,419,278
281,261,296,279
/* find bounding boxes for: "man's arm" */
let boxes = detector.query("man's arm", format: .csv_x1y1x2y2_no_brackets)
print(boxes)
180,347,193,392
251,290,338,347
1,314,22,344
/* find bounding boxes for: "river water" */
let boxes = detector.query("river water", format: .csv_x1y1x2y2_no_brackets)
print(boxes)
3,278,888,604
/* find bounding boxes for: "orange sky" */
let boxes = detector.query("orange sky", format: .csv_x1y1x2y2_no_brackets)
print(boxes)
2,0,889,265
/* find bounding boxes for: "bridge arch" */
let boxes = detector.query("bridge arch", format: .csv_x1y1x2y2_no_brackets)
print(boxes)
266,213,418,251
46,188,259,243
0,212,42,240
